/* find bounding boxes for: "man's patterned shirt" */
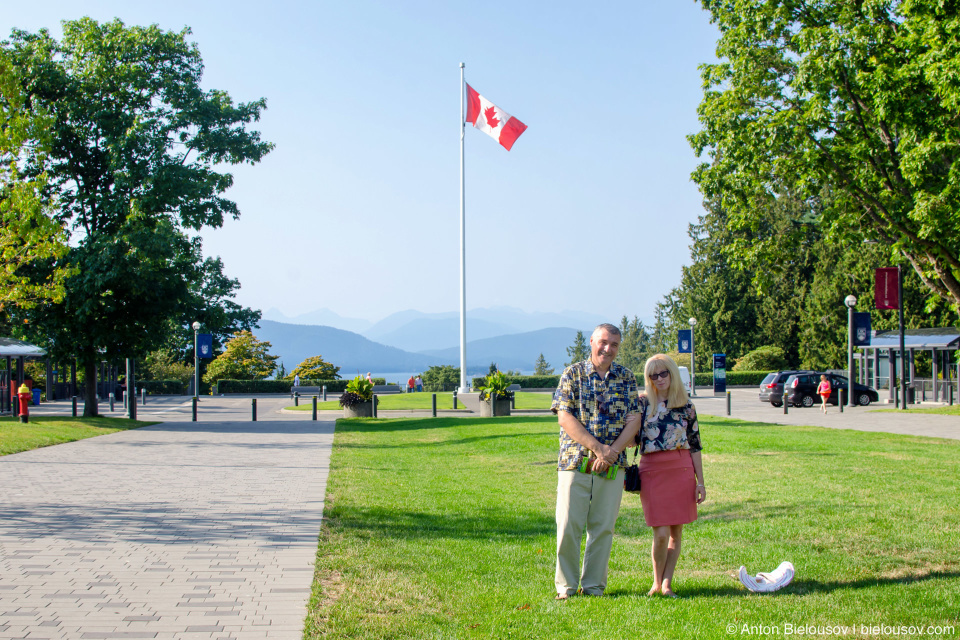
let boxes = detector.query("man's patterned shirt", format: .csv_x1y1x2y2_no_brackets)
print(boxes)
551,359,640,471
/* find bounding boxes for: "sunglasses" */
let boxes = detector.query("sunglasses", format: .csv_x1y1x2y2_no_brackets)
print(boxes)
649,370,670,380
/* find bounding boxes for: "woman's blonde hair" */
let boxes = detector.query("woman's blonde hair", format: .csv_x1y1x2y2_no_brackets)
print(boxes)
643,354,689,418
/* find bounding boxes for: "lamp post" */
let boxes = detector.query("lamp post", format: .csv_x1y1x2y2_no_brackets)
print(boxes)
192,321,201,399
844,295,857,407
688,317,697,396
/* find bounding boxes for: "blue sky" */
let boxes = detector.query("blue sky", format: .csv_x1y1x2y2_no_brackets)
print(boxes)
4,1,720,325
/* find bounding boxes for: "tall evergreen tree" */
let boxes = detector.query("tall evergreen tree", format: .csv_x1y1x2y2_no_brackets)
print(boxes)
565,330,589,367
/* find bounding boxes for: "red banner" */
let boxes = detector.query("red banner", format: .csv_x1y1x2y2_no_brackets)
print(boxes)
875,267,899,309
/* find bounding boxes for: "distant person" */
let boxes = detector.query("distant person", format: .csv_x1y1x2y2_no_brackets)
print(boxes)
407,375,416,393
415,375,423,392
366,372,373,384
817,374,832,413
293,374,300,388
635,354,706,598
551,323,641,600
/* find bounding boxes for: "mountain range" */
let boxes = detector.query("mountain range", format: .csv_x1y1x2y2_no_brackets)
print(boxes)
254,307,625,375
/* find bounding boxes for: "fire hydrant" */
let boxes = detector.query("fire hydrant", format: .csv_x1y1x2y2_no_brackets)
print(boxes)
18,384,31,423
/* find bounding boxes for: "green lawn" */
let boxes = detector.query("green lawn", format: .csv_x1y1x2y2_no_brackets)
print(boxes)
0,415,156,456
305,415,960,639
287,391,553,411
872,405,960,416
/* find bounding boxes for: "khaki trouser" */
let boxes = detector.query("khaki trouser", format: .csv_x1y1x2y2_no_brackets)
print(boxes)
555,469,625,596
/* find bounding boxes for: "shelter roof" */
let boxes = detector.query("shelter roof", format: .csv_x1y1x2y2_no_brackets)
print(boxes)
0,337,47,357
860,328,960,350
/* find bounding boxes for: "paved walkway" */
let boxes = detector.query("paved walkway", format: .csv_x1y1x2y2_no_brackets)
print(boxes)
0,397,335,640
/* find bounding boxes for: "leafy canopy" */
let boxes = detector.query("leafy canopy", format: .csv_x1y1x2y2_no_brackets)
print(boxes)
291,356,341,381
203,330,279,383
691,0,960,314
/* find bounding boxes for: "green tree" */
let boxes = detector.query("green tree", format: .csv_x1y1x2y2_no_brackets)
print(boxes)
691,0,960,316
615,315,650,374
533,353,554,376
203,330,278,383
732,346,788,372
565,330,589,367
421,365,460,392
290,356,341,381
0,50,71,308
142,348,194,385
5,19,272,415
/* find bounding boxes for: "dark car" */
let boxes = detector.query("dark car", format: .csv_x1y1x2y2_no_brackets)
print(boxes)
783,372,880,407
759,370,816,407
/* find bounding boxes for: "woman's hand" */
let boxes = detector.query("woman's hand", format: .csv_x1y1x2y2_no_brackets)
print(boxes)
696,484,707,504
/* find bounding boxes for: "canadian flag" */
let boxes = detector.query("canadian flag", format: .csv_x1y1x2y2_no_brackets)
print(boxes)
465,83,528,151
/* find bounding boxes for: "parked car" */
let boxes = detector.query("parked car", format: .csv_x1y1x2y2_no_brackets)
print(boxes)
782,372,880,407
759,370,816,407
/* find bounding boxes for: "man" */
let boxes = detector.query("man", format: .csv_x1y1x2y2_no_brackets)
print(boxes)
551,323,641,599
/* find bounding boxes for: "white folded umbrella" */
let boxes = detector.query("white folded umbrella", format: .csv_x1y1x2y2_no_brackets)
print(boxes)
738,561,795,593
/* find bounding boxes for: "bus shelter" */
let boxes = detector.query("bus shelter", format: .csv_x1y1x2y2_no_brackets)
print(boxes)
0,337,48,414
856,328,959,403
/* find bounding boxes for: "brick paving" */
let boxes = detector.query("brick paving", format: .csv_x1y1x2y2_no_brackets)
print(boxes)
0,398,334,640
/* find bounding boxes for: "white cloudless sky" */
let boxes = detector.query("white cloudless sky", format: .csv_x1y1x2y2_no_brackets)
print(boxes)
4,0,720,325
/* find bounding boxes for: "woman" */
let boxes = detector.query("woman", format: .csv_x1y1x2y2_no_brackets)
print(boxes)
817,374,832,414
636,354,706,598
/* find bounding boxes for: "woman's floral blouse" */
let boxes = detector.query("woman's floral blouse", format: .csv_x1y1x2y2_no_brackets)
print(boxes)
636,395,702,454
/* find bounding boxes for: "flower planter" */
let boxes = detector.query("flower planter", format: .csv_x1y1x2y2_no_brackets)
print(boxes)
479,398,512,417
343,401,373,418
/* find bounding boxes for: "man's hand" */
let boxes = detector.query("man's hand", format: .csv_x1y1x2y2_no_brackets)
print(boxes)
594,443,617,465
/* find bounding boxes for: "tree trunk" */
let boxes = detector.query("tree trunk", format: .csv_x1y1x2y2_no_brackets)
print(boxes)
83,358,99,417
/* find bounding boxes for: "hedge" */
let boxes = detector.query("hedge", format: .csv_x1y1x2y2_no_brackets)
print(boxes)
215,379,349,394
472,374,562,389
691,370,772,387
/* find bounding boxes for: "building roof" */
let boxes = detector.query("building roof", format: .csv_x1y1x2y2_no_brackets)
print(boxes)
0,337,47,357
860,328,960,350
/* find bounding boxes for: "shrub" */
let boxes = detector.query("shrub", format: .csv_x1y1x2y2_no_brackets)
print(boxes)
140,380,185,395
477,370,513,401
472,374,561,389
733,346,788,372
216,379,350,394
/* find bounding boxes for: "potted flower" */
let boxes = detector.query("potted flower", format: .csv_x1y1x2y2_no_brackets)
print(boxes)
478,370,512,417
340,376,376,418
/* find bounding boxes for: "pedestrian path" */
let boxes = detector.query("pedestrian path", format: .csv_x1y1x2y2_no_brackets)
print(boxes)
0,398,335,640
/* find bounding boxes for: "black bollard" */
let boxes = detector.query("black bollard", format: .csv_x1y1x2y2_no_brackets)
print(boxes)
839,389,844,413
491,391,497,417
312,396,317,421
432,393,437,418
110,393,115,412
192,397,198,422
322,385,327,402
141,388,146,406
252,398,257,422
783,397,788,415
951,384,955,406
72,396,78,417
726,391,731,416
453,390,458,410
294,392,299,407
372,394,378,418
895,385,899,408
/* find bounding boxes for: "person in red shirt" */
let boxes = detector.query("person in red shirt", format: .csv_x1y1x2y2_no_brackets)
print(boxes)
407,376,415,393
817,374,832,413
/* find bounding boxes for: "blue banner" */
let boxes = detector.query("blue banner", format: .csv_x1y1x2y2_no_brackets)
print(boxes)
853,312,872,346
197,333,214,359
678,329,692,354
713,354,726,394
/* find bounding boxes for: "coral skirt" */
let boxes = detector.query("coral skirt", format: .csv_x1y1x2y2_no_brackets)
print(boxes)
638,449,697,527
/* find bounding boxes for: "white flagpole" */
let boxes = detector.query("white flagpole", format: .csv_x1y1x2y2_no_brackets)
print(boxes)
459,62,468,393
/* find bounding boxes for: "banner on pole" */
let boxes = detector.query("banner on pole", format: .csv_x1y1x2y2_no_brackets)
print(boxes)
875,267,899,309
197,334,214,359
853,313,872,346
678,329,692,354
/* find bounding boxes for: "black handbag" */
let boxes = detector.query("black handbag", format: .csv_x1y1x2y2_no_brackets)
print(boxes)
623,445,641,494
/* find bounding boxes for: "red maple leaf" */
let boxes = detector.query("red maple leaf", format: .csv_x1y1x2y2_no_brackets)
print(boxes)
484,105,500,129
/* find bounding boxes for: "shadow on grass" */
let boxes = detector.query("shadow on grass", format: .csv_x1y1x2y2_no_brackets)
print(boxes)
336,416,556,434
328,505,553,540
606,570,960,599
